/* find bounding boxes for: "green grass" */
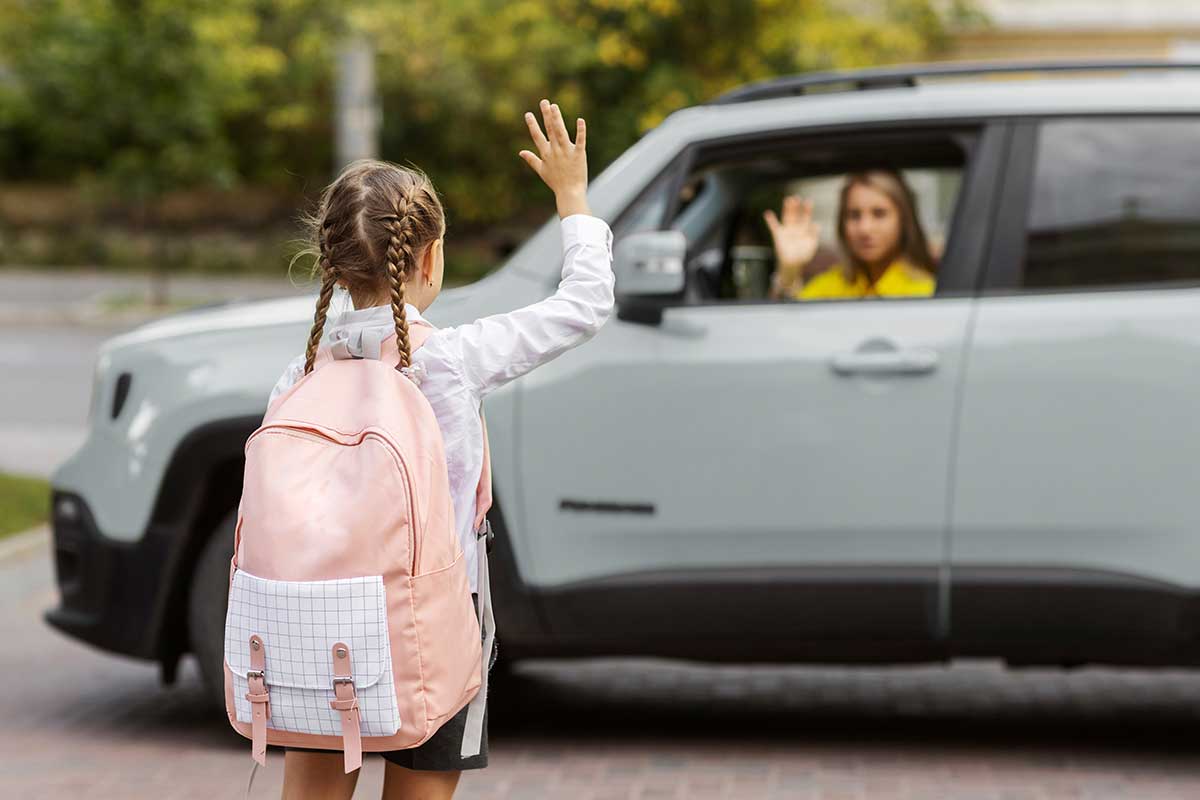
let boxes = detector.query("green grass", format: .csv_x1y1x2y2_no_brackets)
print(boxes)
0,472,50,539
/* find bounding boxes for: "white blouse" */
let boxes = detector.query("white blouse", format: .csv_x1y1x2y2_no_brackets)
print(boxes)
268,214,615,592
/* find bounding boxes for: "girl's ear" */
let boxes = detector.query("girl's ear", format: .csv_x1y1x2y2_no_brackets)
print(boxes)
422,238,442,283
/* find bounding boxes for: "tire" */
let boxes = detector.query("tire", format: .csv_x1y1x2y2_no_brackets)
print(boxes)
188,510,235,710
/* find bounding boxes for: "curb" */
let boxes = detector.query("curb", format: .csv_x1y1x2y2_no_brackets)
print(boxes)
0,524,50,563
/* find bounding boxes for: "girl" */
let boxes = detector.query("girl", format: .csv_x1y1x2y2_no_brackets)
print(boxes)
267,98,614,800
764,169,936,300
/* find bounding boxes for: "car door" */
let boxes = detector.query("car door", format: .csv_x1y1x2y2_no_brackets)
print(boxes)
950,117,1200,657
517,123,1006,656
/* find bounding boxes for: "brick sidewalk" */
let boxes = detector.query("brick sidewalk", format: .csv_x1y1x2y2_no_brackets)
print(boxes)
7,543,1200,799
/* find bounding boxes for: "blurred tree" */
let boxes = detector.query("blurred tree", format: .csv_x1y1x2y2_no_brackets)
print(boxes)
0,0,338,189
0,0,343,294
0,0,980,250
359,0,981,225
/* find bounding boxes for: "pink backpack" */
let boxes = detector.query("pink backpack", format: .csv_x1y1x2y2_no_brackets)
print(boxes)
223,320,494,772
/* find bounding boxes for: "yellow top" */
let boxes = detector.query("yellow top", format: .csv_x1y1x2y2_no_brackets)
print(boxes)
793,261,935,301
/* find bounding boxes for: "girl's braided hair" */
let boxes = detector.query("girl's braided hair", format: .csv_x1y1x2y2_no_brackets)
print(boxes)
297,159,446,375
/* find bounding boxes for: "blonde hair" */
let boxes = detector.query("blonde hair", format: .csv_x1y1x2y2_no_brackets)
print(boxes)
297,160,445,375
836,169,934,281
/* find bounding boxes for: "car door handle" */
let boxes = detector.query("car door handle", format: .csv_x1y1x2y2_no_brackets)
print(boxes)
829,342,939,376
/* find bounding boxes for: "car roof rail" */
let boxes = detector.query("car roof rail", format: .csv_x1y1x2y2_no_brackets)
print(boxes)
708,59,1200,105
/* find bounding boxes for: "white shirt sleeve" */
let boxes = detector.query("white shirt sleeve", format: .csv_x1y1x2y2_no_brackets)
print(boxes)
267,353,306,409
439,214,615,397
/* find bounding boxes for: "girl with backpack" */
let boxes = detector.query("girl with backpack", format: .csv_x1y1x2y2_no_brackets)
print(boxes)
227,98,613,799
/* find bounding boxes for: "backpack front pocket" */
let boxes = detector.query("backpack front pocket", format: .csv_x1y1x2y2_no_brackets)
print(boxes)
224,569,401,737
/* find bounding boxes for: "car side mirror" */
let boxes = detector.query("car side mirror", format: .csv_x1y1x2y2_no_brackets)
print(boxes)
614,230,687,298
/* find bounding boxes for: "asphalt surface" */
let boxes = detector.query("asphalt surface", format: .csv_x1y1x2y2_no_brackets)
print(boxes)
9,537,1200,799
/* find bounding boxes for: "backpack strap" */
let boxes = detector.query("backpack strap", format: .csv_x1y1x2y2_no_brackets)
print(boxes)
474,415,493,530
406,319,435,350
460,520,494,757
329,642,362,773
245,635,270,766
384,321,494,528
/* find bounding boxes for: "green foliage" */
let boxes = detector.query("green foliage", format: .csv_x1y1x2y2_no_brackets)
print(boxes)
0,0,345,195
0,0,977,229
357,0,979,225
0,472,49,539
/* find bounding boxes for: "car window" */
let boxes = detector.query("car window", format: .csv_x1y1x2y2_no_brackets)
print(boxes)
1021,118,1200,290
612,169,705,242
612,179,672,241
656,135,970,304
723,167,962,301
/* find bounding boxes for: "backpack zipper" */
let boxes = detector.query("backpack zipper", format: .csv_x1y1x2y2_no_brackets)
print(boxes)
246,421,421,574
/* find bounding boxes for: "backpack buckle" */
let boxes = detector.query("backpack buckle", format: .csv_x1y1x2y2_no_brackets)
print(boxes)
476,518,494,553
245,669,265,681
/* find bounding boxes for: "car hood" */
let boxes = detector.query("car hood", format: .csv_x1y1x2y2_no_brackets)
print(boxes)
101,280,488,354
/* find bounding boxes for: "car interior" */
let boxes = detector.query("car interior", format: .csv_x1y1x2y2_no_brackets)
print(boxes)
644,133,974,304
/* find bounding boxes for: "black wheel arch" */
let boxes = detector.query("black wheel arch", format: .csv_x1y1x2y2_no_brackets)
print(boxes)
148,415,260,677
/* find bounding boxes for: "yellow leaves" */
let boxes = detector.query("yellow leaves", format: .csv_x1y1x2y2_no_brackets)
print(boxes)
0,0,979,223
192,11,257,46
590,0,642,10
800,14,928,69
506,0,548,23
239,46,288,77
636,88,688,132
265,104,312,132
636,107,667,131
596,31,624,66
597,31,647,69
490,96,519,124
193,11,285,81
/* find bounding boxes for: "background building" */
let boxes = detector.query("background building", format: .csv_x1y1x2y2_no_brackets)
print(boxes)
952,0,1200,61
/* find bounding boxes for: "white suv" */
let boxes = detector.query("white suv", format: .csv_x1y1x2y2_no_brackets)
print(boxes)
46,62,1200,704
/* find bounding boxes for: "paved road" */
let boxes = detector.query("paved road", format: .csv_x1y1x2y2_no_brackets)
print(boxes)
7,538,1200,799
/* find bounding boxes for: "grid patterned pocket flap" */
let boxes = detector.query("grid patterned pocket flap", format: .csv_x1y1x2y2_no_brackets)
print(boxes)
225,569,392,691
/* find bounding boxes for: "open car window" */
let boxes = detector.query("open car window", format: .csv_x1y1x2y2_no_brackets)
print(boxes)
660,131,974,303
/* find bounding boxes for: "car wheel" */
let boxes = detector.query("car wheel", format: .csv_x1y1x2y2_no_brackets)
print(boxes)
188,510,235,710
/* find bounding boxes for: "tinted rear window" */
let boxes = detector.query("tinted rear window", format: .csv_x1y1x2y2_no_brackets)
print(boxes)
1023,118,1200,290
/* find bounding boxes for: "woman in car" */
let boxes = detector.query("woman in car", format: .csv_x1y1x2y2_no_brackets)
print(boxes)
764,169,936,300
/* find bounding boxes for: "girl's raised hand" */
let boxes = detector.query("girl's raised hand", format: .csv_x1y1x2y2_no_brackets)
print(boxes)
519,98,590,219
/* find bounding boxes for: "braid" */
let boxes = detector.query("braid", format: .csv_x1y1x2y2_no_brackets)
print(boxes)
387,187,416,370
303,242,337,375
299,161,445,378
